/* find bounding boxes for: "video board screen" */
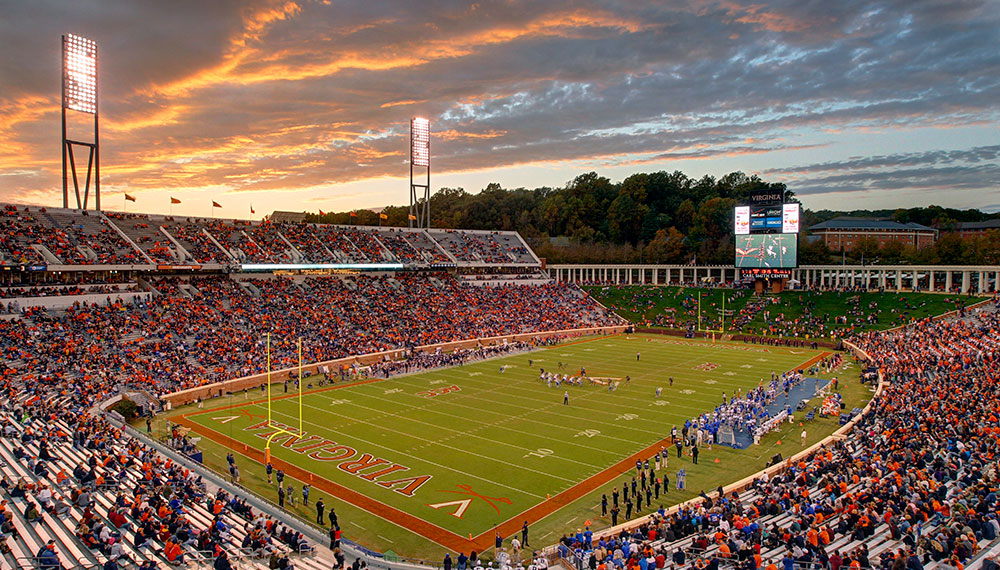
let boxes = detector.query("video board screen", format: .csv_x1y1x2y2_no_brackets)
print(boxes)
734,234,797,268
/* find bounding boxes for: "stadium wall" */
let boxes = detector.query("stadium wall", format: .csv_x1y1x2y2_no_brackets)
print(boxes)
4,290,151,310
159,325,628,408
634,327,842,349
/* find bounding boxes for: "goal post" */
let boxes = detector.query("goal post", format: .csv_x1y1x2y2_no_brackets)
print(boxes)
697,291,726,334
264,334,304,464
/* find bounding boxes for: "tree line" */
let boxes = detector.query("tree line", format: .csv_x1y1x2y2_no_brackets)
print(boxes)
304,171,999,265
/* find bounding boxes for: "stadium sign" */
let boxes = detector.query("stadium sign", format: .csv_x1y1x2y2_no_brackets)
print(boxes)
741,268,792,279
157,264,203,271
747,188,784,204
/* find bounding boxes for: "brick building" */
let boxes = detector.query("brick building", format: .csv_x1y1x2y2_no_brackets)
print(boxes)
807,217,938,252
955,219,1000,238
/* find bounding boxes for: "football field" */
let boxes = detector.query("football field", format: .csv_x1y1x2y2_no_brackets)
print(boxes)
175,334,828,554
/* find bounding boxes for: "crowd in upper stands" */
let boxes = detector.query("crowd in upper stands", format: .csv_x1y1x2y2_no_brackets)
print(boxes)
0,204,536,267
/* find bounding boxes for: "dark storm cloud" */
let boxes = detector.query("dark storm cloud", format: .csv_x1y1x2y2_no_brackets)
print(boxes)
0,0,997,207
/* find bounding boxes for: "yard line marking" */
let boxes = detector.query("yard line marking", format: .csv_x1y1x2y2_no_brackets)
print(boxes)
350,522,365,529
295,398,600,470
340,387,628,453
377,535,394,543
339,374,669,444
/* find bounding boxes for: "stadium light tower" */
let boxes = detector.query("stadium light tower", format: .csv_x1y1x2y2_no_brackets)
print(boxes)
62,33,100,210
409,117,430,228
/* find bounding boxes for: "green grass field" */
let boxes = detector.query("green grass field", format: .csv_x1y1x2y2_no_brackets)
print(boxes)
585,286,976,334
157,333,873,561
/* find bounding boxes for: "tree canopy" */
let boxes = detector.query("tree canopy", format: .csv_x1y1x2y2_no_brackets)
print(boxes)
304,170,998,265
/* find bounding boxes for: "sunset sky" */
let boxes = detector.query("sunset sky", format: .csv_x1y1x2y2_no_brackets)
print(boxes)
1,0,998,220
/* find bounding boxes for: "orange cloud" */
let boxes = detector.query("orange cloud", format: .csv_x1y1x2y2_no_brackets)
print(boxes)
105,104,191,133
140,8,650,99
380,99,427,108
435,129,507,141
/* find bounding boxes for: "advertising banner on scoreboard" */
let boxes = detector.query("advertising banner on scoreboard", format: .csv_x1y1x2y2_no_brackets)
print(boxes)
750,205,783,230
782,203,800,233
734,206,750,235
734,234,798,268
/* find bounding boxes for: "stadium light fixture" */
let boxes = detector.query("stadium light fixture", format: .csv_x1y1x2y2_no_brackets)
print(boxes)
63,33,97,114
409,117,431,228
411,117,430,167
61,33,101,210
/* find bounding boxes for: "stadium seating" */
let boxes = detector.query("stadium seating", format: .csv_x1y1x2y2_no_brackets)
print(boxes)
0,273,620,402
0,390,327,570
3,204,996,570
103,212,179,264
0,206,539,269
559,302,1000,570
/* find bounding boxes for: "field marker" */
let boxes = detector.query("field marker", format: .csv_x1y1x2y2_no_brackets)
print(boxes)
344,383,645,447
350,522,365,529
212,416,239,424
377,535,394,543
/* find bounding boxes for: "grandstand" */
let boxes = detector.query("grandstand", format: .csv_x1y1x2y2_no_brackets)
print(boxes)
0,204,538,270
0,204,618,569
0,203,997,570
545,300,1000,570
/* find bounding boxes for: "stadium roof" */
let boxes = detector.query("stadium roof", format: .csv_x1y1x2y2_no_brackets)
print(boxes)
269,211,308,223
807,217,936,232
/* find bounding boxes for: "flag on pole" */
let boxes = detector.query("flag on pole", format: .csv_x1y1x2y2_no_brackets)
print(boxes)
170,197,182,204
319,210,325,216
408,214,417,221
124,193,136,202
350,211,357,217
250,203,255,214
379,212,388,220
212,201,222,208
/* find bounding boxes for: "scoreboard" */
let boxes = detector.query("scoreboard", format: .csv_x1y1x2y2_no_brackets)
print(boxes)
734,190,799,271
735,203,799,234
734,234,798,269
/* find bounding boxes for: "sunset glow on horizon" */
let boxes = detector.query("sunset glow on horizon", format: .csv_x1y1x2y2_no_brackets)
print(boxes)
1,1,998,219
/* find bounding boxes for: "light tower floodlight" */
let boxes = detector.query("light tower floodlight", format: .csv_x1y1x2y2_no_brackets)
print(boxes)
409,117,430,228
62,33,100,210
